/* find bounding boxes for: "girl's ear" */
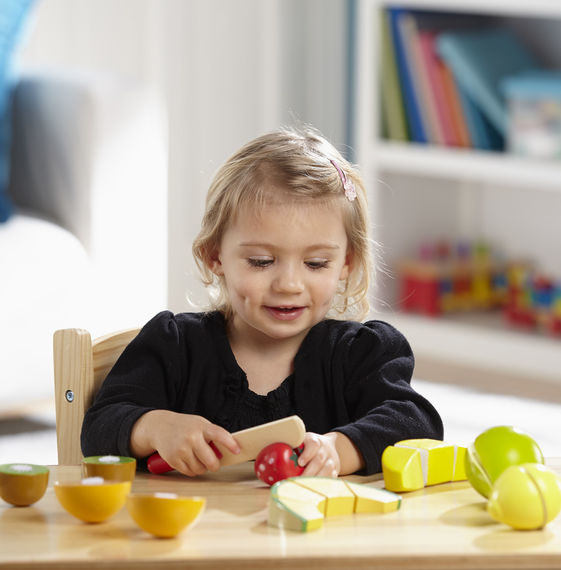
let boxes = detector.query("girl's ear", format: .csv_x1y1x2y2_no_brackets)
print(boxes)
204,246,224,276
339,250,353,281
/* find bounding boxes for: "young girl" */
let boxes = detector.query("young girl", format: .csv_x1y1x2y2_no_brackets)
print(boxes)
81,126,443,477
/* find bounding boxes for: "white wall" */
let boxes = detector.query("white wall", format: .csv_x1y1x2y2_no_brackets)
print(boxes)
18,0,348,313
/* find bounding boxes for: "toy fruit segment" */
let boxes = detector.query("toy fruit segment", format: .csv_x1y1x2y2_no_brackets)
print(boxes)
343,481,401,514
255,442,304,486
452,446,467,481
487,463,561,530
381,446,423,492
397,439,455,486
268,476,401,532
82,456,136,482
295,477,355,516
271,479,326,513
54,477,131,523
465,426,544,498
381,439,466,492
268,497,324,532
0,464,49,506
126,493,205,538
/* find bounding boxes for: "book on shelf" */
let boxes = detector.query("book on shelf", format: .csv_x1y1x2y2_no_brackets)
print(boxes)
417,31,459,147
439,61,471,148
380,8,408,141
399,11,445,145
436,28,540,137
380,9,544,152
456,84,503,151
386,8,427,143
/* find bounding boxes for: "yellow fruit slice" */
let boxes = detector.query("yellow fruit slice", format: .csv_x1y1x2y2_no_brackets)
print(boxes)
382,439,467,492
344,480,401,513
293,477,355,516
381,445,424,492
268,476,401,532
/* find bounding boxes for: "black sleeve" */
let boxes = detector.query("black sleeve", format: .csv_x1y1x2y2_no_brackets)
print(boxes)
333,321,444,475
80,311,185,458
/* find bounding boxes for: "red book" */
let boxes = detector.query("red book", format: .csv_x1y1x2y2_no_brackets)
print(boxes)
418,31,457,147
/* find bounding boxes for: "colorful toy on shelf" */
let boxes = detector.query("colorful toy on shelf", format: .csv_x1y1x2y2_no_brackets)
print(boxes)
465,425,544,499
487,463,561,530
398,239,508,317
504,265,561,337
255,443,305,486
0,463,50,506
381,439,466,493
398,238,561,338
268,476,401,532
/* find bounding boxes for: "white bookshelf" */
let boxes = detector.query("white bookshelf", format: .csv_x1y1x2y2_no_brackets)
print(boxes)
354,0,561,396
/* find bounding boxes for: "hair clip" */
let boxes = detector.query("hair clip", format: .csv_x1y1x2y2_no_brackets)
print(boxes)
330,159,356,202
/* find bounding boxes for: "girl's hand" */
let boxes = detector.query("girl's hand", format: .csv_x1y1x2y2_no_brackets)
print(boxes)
297,432,341,478
131,411,240,477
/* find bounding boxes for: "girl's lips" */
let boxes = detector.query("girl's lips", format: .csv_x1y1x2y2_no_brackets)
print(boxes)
265,306,306,321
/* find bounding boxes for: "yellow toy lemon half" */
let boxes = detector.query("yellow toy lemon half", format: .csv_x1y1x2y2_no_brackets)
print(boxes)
54,477,131,523
126,493,206,538
487,463,561,530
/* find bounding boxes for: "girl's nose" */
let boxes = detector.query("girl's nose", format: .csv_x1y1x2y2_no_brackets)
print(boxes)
273,263,304,294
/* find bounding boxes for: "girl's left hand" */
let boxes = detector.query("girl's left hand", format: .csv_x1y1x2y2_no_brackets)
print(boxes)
297,432,341,478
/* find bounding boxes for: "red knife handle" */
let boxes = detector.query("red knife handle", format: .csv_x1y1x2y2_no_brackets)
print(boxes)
147,452,171,474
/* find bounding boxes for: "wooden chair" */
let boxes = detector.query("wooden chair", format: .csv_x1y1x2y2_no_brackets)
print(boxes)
53,327,140,465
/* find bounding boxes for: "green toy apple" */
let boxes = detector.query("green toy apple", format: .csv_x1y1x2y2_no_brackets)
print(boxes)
465,426,544,498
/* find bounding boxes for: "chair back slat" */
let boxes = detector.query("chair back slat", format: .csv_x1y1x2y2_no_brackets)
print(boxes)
53,327,140,465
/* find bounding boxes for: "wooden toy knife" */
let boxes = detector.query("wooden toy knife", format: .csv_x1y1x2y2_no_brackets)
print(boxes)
147,415,306,474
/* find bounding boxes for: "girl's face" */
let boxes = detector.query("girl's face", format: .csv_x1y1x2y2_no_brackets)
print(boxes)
209,197,352,347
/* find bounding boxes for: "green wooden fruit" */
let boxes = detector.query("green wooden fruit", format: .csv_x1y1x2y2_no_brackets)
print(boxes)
465,426,544,498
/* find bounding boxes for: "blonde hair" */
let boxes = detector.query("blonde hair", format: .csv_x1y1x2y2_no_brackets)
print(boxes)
193,126,374,321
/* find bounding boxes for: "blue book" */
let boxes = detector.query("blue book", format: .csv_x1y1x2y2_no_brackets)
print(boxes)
457,84,504,151
387,8,427,143
436,28,540,136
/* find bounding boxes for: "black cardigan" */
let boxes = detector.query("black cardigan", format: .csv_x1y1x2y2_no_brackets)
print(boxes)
81,311,443,475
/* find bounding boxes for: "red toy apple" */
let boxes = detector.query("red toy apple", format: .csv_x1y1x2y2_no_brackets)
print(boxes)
254,442,304,486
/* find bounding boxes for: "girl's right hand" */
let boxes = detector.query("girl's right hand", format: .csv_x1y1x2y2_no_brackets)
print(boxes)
130,410,240,477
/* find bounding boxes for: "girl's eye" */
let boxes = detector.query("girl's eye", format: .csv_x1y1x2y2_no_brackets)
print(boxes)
247,257,273,268
305,259,330,270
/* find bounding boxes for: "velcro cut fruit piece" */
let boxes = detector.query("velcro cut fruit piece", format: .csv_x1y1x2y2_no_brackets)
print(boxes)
396,439,454,486
293,477,355,517
267,476,401,532
382,439,467,492
452,446,467,481
381,445,424,492
268,497,324,532
271,479,326,515
343,480,402,513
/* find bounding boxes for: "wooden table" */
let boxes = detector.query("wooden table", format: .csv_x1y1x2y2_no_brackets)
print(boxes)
1,459,560,569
